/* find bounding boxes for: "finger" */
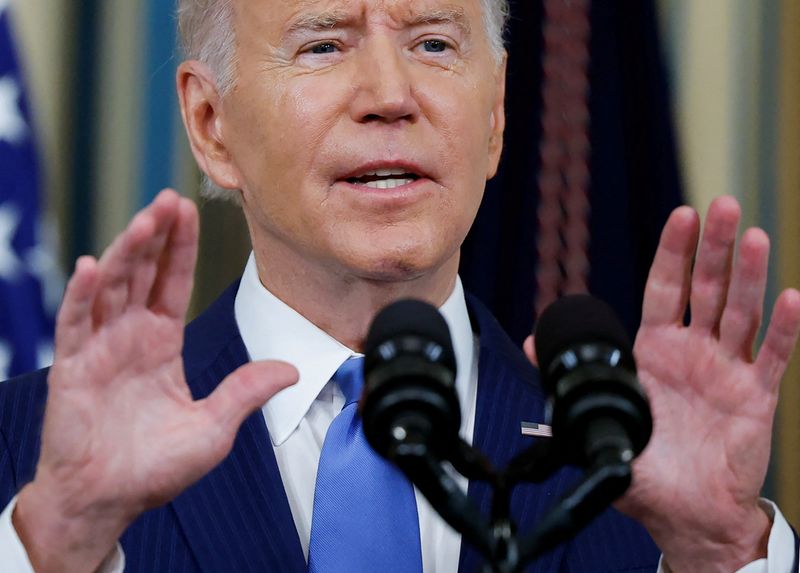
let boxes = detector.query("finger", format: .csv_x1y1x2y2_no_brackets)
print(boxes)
54,256,100,359
719,228,769,359
90,213,152,325
127,190,185,306
688,196,740,333
92,190,184,325
755,288,800,392
523,335,538,367
202,360,299,437
641,206,699,327
148,197,200,320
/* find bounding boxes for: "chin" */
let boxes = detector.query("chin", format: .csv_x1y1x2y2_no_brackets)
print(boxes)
330,225,462,283
344,245,455,285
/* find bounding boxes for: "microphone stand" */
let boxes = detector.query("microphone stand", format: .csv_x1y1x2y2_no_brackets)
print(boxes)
388,425,634,572
390,434,496,559
512,446,632,564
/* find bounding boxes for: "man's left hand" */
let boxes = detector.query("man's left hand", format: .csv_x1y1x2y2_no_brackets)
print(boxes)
617,196,800,572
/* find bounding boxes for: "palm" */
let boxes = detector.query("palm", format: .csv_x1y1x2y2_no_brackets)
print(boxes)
627,323,774,526
43,311,199,512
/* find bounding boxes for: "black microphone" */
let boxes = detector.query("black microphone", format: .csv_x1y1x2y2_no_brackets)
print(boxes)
360,299,461,460
360,300,497,558
534,295,652,469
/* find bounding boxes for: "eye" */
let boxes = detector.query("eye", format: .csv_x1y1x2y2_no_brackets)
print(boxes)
309,42,338,55
421,39,450,53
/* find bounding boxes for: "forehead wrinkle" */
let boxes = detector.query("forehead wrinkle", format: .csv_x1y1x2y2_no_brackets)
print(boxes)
281,2,474,38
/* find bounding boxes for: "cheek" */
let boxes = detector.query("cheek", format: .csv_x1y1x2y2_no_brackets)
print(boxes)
232,76,351,181
279,86,344,158
419,87,494,174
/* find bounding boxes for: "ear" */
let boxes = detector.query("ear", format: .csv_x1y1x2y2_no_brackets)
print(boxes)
176,61,243,190
486,54,507,180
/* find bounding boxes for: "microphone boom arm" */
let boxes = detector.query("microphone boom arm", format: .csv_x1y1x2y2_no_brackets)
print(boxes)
389,428,497,560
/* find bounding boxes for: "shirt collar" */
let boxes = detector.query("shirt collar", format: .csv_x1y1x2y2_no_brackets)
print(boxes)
234,253,475,446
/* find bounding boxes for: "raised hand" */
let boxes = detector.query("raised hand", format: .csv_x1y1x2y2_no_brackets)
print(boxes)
615,196,800,572
12,190,298,573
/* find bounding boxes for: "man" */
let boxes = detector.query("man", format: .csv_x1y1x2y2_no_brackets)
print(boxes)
1,0,799,571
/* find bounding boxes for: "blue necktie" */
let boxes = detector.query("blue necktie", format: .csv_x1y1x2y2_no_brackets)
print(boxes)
307,357,423,572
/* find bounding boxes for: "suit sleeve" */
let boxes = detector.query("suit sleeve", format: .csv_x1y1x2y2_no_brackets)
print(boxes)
0,423,36,573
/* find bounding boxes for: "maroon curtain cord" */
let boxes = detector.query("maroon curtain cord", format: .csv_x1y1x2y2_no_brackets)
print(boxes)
534,0,593,319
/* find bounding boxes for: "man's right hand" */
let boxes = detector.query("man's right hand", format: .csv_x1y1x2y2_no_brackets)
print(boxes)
11,190,298,573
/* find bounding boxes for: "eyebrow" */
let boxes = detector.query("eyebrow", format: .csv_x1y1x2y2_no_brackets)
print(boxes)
284,10,352,37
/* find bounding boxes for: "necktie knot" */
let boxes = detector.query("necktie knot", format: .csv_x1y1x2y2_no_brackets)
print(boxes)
333,356,364,406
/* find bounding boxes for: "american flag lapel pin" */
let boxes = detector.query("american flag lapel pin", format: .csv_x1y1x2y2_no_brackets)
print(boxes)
521,422,553,438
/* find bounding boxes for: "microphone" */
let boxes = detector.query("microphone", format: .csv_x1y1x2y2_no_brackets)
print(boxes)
360,299,461,460
360,299,497,557
534,295,652,469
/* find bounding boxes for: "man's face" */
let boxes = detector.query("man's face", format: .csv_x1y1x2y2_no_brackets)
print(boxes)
218,0,505,283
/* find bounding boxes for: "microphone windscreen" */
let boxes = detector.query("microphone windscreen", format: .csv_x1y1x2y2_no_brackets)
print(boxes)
364,299,456,372
534,295,632,375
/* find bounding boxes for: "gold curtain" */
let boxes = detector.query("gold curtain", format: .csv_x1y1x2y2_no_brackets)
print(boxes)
776,0,800,524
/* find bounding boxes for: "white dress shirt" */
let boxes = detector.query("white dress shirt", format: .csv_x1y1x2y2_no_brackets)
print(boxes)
235,253,478,573
0,253,794,572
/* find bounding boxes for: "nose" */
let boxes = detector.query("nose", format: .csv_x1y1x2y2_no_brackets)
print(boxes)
349,37,420,124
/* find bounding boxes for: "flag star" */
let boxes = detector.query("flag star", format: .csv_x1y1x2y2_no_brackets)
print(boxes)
37,340,54,369
0,203,22,280
26,239,65,314
0,75,28,145
0,339,10,380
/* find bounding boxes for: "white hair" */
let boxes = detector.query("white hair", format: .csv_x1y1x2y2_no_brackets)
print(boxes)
177,0,510,200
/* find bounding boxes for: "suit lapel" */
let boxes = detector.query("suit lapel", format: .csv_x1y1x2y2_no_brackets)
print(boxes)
458,295,569,573
170,284,306,573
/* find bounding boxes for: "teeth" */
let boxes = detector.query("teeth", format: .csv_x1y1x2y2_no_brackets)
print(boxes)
364,178,415,189
362,168,409,177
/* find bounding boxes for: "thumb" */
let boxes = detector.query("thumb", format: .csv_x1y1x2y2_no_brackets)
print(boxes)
203,360,299,434
523,335,538,367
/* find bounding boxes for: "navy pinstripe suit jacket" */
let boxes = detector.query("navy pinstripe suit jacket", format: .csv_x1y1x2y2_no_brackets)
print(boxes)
0,282,666,572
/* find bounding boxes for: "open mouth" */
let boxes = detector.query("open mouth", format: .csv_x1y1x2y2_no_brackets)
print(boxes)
345,168,422,189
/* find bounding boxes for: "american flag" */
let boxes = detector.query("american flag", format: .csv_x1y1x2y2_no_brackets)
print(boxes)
521,422,553,438
0,4,60,380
